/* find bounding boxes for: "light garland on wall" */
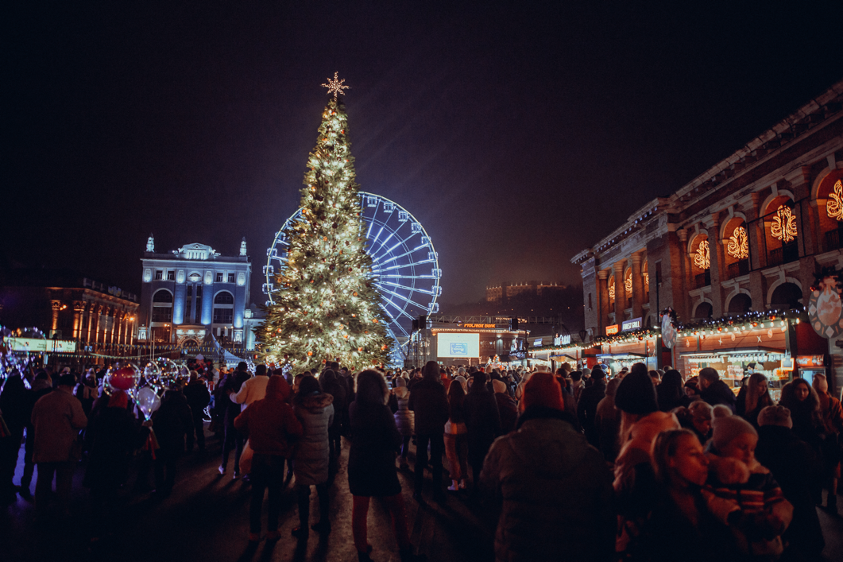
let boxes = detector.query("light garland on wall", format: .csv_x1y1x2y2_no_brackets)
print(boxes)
771,205,797,243
827,179,843,221
624,270,632,296
608,277,615,301
693,240,711,270
727,226,749,260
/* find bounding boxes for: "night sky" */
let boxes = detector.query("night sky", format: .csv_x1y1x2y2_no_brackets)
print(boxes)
4,2,842,307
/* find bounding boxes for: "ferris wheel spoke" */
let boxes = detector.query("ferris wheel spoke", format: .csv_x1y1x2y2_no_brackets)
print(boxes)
379,296,416,320
375,244,428,267
380,281,440,297
371,230,397,256
376,285,427,310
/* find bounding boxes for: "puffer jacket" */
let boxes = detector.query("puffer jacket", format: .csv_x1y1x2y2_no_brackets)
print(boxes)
393,387,414,437
293,393,335,486
480,407,615,562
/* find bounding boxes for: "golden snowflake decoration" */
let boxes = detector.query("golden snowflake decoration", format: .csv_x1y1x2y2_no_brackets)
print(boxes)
727,226,749,260
608,277,615,301
322,72,349,99
693,239,710,270
827,179,843,221
771,205,797,243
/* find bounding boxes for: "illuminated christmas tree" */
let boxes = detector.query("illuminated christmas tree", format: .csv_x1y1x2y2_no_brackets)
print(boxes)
260,74,392,371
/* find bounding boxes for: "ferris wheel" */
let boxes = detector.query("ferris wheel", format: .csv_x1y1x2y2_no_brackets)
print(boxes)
264,192,442,341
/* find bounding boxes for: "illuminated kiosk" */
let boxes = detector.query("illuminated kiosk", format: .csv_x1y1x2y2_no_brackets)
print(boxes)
423,318,528,368
264,192,442,363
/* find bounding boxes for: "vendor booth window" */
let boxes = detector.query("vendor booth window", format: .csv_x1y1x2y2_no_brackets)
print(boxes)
816,171,843,252
763,195,798,266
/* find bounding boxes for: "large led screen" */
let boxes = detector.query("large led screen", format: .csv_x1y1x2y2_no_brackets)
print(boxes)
437,332,480,358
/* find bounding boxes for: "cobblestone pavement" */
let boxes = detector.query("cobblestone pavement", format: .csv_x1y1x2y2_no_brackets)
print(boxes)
2,427,841,562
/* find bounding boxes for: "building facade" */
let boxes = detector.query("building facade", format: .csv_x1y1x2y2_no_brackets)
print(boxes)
138,236,251,347
486,281,567,302
572,80,843,389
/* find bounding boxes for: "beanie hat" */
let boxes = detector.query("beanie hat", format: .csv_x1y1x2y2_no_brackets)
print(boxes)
522,372,565,411
712,414,757,452
267,375,292,401
590,367,606,380
492,379,507,394
757,405,792,428
454,375,467,388
613,368,658,415
395,376,407,388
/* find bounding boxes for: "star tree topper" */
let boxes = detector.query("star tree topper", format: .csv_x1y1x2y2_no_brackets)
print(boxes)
322,72,350,99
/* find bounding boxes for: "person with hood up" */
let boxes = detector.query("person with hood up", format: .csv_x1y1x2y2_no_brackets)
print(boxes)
612,363,680,555
407,361,449,502
755,405,824,559
150,383,193,497
481,372,614,562
234,375,303,543
699,367,737,412
464,371,502,491
392,376,414,471
577,366,607,448
290,375,334,539
492,379,517,434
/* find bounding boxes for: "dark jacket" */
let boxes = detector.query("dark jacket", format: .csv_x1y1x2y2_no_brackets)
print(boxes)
464,387,501,466
480,407,614,562
321,375,347,436
292,393,334,486
151,390,193,453
407,378,449,436
577,379,606,447
0,374,29,435
700,380,736,411
755,425,825,557
84,406,147,490
219,370,250,426
348,400,402,497
494,392,518,435
184,380,211,418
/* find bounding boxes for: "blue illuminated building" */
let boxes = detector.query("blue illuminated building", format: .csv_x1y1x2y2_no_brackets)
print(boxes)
138,235,252,348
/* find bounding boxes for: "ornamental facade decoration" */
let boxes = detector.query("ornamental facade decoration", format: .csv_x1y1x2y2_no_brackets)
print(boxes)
827,179,843,221
608,277,615,301
693,239,710,270
771,205,797,243
727,226,749,260
624,270,632,297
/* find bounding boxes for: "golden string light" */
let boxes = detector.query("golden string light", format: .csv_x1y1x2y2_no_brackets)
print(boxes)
727,226,749,260
322,72,349,99
693,239,710,270
771,205,797,243
827,179,843,221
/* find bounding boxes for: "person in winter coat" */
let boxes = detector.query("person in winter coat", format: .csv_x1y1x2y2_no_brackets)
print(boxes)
0,371,29,502
656,369,693,412
320,369,347,468
183,371,211,452
150,385,193,496
464,371,502,490
735,372,773,429
348,370,423,562
20,370,53,498
231,364,270,412
290,375,334,539
407,361,449,501
634,429,741,562
234,375,302,543
31,373,87,516
595,376,622,462
492,379,517,434
613,363,680,556
74,370,98,418
699,368,737,412
577,366,607,448
83,390,148,524
755,405,825,559
444,381,469,492
812,373,843,513
481,372,615,562
392,376,414,470
218,363,251,477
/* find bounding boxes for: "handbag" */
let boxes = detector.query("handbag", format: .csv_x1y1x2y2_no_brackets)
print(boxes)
240,440,254,474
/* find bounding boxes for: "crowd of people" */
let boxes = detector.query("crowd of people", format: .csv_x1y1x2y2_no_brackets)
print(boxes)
0,358,841,561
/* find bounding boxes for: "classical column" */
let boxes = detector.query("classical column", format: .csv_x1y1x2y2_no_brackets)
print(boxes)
795,166,816,256
677,229,692,318
630,254,644,319
613,261,625,320
73,301,85,340
747,192,766,269
115,311,124,346
86,305,95,344
51,300,61,332
709,215,724,318
597,270,609,334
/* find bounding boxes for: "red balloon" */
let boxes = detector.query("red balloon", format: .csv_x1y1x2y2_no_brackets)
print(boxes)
110,367,137,390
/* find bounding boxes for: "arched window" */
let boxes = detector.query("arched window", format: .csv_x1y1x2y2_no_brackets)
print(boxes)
214,292,234,304
213,291,234,324
770,282,803,310
151,289,173,322
728,293,752,313
722,217,750,279
816,171,843,252
763,194,798,266
694,302,713,319
690,234,710,288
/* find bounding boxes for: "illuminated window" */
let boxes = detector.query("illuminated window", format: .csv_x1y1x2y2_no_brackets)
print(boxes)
827,179,843,221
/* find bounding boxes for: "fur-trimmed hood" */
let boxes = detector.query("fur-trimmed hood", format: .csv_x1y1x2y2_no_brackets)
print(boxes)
299,392,334,413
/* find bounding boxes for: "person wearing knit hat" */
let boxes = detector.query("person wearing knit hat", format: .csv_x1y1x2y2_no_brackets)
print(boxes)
614,363,658,416
520,372,565,412
711,414,758,458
